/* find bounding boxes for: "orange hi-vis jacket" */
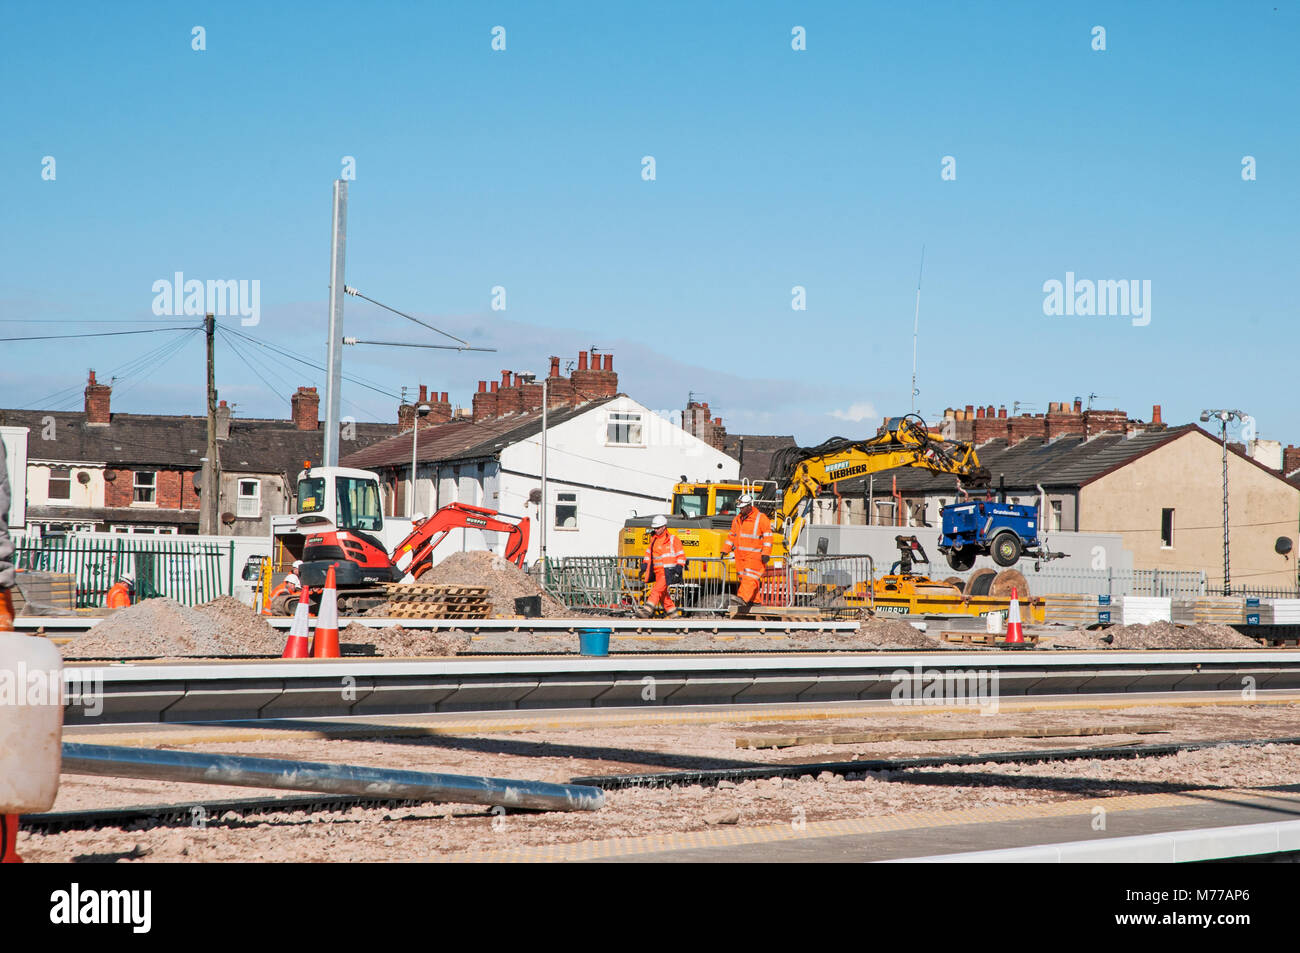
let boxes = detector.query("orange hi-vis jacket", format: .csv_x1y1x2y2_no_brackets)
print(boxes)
105,582,132,608
722,508,773,565
643,530,686,579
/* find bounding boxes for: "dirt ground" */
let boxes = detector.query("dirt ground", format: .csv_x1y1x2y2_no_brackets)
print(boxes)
22,702,1300,862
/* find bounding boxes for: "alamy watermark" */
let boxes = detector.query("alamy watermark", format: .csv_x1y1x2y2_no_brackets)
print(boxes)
891,666,1000,714
152,272,261,326
1042,272,1151,327
0,662,104,717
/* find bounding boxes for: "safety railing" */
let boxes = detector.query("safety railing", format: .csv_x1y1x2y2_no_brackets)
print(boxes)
14,536,235,607
759,554,875,618
536,556,734,615
942,565,1208,600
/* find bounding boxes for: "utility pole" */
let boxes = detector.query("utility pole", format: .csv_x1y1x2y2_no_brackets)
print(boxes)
323,179,348,467
1201,408,1246,595
201,313,221,536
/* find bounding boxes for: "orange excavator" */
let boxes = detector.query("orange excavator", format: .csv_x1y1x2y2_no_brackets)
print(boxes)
297,500,530,613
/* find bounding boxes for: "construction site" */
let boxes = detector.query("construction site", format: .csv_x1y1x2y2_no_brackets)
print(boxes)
3,14,1299,934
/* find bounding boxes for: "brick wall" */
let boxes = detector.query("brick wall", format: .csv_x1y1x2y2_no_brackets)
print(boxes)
104,468,199,510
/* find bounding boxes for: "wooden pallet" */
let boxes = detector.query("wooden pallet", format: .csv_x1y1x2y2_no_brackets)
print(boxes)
383,603,491,620
383,584,488,601
941,629,1040,647
728,605,829,621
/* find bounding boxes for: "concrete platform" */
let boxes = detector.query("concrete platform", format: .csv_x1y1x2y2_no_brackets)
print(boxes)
453,786,1300,863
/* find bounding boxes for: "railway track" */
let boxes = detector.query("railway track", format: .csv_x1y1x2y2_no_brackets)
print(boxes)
25,734,1300,834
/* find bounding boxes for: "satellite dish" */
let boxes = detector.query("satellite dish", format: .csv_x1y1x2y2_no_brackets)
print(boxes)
77,471,91,484
1276,537,1293,557
221,511,236,525
104,470,116,482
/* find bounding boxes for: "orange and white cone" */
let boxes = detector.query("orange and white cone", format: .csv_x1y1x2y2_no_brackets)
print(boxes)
310,564,340,659
1005,587,1024,644
281,585,312,659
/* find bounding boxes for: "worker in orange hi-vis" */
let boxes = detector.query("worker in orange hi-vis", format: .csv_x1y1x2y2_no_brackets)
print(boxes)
104,573,135,609
721,493,773,612
636,515,685,618
265,560,303,615
0,436,14,631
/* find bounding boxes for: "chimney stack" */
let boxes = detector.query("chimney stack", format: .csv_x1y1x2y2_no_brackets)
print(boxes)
291,386,320,431
473,380,499,422
84,370,112,426
1152,404,1162,425
216,399,231,441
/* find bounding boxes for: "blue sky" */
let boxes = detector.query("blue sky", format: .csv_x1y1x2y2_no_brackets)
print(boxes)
2,1,1297,446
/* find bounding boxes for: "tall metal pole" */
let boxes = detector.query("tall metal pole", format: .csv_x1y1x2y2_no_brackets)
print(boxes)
910,245,925,415
201,313,220,536
410,421,419,518
1222,420,1231,595
323,180,348,467
540,378,549,567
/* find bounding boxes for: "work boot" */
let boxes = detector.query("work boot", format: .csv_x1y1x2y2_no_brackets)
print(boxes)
727,595,743,609
666,608,682,619
0,588,13,632
634,603,654,619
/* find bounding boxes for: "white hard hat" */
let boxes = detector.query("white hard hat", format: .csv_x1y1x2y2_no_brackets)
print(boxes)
293,560,303,569
651,515,668,529
738,493,754,507
121,573,135,585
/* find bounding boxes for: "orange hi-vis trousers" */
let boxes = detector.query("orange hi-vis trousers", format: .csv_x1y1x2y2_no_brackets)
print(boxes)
722,509,773,603
644,530,685,611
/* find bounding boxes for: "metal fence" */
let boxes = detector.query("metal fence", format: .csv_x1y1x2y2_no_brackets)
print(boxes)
760,555,875,614
944,565,1208,600
14,536,235,607
1230,585,1300,599
536,556,733,614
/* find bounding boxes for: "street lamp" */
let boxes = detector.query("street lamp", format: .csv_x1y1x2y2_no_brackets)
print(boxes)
1200,408,1247,595
410,402,431,518
518,373,548,569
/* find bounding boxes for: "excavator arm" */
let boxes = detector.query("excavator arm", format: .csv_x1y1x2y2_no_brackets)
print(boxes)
391,502,532,581
768,415,989,552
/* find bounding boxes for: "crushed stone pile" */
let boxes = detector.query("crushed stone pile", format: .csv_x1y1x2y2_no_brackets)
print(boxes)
339,622,471,657
1049,619,1261,650
419,551,569,618
852,616,943,650
63,596,283,658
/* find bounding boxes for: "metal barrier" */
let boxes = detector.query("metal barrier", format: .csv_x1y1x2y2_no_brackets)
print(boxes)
14,536,234,607
760,555,875,618
944,565,1207,600
537,556,733,615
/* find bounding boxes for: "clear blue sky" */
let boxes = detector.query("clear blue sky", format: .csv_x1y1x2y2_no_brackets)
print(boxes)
2,1,1296,446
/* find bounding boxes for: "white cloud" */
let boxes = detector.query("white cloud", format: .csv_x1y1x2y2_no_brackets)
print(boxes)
829,402,878,423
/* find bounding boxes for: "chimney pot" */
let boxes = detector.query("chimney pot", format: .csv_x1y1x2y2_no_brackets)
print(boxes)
478,381,487,393
441,392,448,403
578,350,588,371
418,385,428,402
549,355,560,378
603,353,613,371
998,405,1007,419
976,406,985,418
491,381,499,393
501,370,511,387
1152,404,1162,424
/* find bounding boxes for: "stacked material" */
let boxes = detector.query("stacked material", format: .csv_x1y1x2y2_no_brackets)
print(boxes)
380,584,491,620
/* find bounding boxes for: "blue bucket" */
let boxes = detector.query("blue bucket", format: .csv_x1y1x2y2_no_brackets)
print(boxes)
578,627,612,657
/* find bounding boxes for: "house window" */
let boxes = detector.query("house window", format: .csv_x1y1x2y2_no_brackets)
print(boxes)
133,471,156,504
237,479,261,518
555,491,578,530
48,467,71,501
1161,508,1174,548
606,412,643,446
1050,500,1062,533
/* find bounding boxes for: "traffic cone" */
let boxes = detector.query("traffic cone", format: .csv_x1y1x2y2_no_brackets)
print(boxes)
311,564,340,659
281,585,312,659
1005,587,1024,644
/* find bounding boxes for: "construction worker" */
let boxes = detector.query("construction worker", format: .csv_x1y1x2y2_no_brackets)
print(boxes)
637,515,685,618
104,573,134,609
0,437,13,632
721,493,773,613
266,561,303,616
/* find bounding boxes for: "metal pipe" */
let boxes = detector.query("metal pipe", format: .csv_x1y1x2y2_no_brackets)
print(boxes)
62,743,605,813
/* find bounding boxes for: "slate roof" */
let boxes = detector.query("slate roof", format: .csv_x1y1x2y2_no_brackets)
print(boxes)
721,434,798,483
340,398,617,470
828,425,1195,496
0,408,399,485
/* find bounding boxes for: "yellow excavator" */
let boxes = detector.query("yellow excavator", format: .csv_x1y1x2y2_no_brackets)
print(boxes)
619,415,989,580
